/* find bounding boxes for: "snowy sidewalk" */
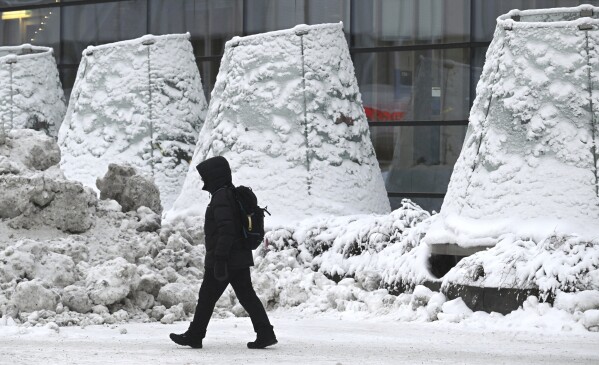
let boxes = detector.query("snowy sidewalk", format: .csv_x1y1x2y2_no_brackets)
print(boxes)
1,312,598,365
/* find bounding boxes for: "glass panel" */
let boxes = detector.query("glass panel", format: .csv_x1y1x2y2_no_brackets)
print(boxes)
351,0,470,48
0,1,58,7
355,48,470,122
58,65,77,100
471,0,592,42
371,125,467,195
61,0,148,64
149,0,242,58
197,59,220,102
471,46,486,104
0,7,60,56
245,0,349,35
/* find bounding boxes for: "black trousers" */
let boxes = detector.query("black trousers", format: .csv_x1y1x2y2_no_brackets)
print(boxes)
190,267,272,337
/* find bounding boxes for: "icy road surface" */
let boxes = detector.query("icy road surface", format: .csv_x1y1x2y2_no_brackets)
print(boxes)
1,312,598,365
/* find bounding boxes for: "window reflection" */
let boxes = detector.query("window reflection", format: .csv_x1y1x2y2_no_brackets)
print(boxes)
245,0,349,35
197,59,220,102
0,7,60,55
355,48,471,122
370,125,467,197
61,1,147,64
351,0,470,48
150,0,243,58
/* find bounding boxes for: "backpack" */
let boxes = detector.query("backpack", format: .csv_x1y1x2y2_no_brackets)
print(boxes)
232,185,270,250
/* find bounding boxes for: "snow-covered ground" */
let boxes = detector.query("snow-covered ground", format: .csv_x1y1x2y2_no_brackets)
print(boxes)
1,311,598,365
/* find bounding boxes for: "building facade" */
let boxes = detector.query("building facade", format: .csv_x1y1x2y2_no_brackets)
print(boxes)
1,0,596,212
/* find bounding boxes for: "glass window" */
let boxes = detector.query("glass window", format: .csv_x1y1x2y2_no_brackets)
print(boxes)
58,65,77,100
0,1,58,7
371,125,467,196
351,0,470,48
245,0,349,35
0,7,60,56
355,48,470,122
61,1,148,64
196,59,220,102
471,0,594,42
149,0,242,58
471,46,486,102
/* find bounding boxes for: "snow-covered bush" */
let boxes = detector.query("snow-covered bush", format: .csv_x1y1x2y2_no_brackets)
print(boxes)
441,234,599,298
425,5,599,249
58,33,207,210
168,23,389,226
0,44,66,139
264,199,434,292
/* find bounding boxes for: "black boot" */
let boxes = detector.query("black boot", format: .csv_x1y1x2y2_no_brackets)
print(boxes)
247,326,277,349
169,327,204,349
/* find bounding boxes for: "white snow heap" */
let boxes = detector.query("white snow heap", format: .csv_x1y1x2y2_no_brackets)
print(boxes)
58,33,208,210
167,23,390,225
425,5,599,248
0,44,66,139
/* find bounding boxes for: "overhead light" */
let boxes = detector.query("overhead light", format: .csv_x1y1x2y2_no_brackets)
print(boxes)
1,10,32,20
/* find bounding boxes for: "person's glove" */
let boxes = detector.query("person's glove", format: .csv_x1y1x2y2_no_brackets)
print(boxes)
214,258,228,282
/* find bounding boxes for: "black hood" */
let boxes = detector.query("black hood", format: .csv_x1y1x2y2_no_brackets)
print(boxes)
196,156,232,193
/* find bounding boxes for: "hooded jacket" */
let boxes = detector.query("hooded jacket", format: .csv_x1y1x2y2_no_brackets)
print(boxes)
196,156,253,269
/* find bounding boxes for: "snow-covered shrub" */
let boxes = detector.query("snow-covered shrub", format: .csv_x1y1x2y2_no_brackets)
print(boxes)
58,34,207,210
264,199,433,292
441,234,599,297
168,23,389,226
0,44,66,139
425,5,599,249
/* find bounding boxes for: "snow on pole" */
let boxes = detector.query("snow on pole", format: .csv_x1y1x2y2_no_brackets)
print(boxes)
425,5,599,251
0,44,66,139
57,34,208,210
167,23,390,226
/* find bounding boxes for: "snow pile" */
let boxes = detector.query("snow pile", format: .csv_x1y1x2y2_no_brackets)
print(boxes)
0,44,66,138
0,129,97,233
168,23,390,226
425,5,599,248
58,33,208,210
1,204,598,332
96,163,162,215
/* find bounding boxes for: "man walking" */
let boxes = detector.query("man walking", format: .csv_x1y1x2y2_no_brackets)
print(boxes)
169,156,277,349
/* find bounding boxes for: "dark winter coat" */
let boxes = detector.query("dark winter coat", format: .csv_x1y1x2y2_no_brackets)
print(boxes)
196,156,253,270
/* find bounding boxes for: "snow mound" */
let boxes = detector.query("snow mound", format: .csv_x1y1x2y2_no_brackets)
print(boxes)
58,33,208,210
0,44,66,138
167,23,390,226
86,258,140,306
425,5,599,248
0,129,97,233
96,163,162,215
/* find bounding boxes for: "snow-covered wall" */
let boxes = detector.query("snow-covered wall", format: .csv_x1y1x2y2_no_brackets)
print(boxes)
0,45,66,139
168,23,390,225
425,5,599,248
58,34,208,210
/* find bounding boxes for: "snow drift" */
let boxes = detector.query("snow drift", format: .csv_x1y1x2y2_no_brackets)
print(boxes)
58,34,208,210
167,23,390,225
425,5,599,249
0,44,66,139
